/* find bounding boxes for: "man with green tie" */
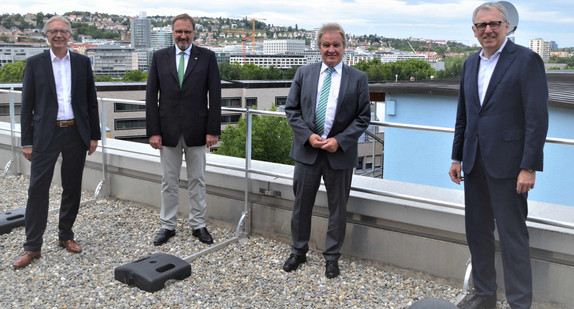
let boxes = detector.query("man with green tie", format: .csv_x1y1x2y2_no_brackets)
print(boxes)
146,13,221,246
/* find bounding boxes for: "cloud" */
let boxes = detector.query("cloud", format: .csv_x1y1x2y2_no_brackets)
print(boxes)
1,0,573,47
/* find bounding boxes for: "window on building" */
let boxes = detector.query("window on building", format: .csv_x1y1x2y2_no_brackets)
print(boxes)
115,135,149,144
115,118,146,130
356,157,364,171
221,114,241,124
0,104,21,116
222,97,242,107
245,97,257,107
114,103,146,112
275,96,287,106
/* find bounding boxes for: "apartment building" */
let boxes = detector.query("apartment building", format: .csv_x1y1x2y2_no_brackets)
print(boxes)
86,46,138,78
529,38,551,62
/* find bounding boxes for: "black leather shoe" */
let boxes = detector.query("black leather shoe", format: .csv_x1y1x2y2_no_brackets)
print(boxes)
457,293,496,309
153,228,176,246
282,254,307,272
325,260,340,279
192,227,214,244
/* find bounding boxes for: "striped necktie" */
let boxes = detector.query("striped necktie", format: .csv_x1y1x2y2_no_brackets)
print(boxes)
315,67,335,136
178,51,185,87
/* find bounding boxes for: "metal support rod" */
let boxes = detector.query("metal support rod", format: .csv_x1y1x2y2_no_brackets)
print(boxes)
454,257,473,305
370,102,377,177
183,237,239,262
235,211,248,237
243,107,253,237
97,98,109,199
3,87,18,177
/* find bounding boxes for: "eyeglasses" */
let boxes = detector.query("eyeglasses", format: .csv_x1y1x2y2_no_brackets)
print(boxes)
47,29,70,35
474,21,505,31
174,30,193,35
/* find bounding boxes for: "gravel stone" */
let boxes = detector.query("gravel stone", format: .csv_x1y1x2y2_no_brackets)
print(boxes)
0,175,566,308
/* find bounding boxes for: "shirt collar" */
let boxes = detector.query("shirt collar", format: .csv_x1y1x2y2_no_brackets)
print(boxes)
479,38,508,61
175,44,193,55
321,61,343,75
50,49,70,62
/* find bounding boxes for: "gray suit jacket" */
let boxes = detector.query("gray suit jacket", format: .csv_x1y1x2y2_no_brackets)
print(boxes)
285,62,371,170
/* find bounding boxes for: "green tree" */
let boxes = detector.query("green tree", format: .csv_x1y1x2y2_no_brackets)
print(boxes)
216,106,294,165
549,56,574,69
353,58,435,81
123,70,148,81
390,58,435,80
436,55,467,79
219,62,242,80
94,75,112,82
0,60,25,83
35,12,45,29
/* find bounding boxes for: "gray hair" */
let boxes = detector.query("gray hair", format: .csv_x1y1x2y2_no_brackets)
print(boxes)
43,15,73,34
317,23,347,48
472,2,508,23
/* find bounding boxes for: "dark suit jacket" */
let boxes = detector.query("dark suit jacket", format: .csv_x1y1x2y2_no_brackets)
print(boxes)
451,40,549,179
285,62,371,170
146,45,221,147
20,50,101,153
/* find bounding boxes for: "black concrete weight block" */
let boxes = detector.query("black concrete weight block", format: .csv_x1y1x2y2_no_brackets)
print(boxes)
0,208,25,235
114,253,191,292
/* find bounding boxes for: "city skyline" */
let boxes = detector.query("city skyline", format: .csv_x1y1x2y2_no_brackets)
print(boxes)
2,0,574,48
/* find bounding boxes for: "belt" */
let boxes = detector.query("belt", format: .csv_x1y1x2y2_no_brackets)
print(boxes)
56,119,75,127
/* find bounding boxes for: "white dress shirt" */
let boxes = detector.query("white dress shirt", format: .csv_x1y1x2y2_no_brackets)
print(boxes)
50,49,73,120
175,44,193,75
477,38,508,105
316,61,343,139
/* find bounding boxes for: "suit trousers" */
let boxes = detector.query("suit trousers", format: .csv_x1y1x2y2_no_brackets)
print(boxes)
24,126,87,252
159,135,207,230
464,150,532,309
290,150,353,261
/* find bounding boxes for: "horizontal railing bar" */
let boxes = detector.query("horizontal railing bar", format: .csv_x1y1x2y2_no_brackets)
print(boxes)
371,120,455,134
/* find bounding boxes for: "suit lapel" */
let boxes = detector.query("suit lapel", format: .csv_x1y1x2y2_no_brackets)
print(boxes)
482,41,516,108
335,64,349,117
166,47,179,84
310,62,321,107
183,46,200,82
70,52,79,99
42,51,58,102
465,53,481,108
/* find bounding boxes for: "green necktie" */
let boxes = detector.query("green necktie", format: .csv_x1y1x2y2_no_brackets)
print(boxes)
178,51,185,87
315,67,335,136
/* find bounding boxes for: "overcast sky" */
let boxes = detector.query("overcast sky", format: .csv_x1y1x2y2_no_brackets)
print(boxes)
3,0,574,48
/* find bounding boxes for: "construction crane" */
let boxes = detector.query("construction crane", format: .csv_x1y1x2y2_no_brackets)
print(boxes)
243,16,266,52
406,40,417,54
241,28,254,64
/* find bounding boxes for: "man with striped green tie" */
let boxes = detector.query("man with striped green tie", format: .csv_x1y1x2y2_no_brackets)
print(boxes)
282,23,371,279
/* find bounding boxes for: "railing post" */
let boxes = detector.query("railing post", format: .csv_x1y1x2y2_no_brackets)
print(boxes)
94,97,109,199
2,87,19,177
371,101,377,177
240,106,253,238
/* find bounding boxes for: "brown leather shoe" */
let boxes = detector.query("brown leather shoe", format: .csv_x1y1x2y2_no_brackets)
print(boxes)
59,239,82,253
13,251,41,268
